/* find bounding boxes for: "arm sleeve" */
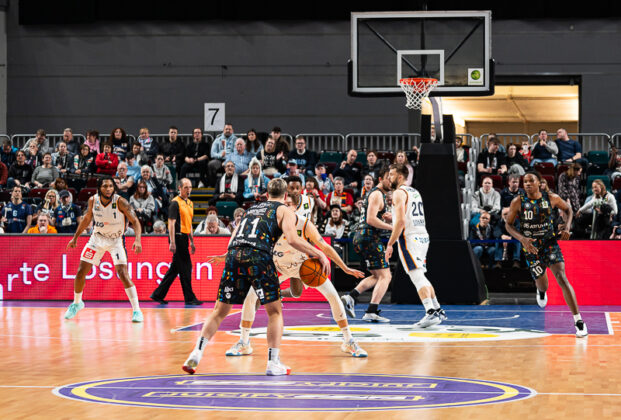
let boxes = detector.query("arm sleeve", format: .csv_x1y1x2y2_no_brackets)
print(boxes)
546,141,559,154
168,200,180,221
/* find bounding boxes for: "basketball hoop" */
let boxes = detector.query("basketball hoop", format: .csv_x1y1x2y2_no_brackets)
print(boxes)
399,78,438,110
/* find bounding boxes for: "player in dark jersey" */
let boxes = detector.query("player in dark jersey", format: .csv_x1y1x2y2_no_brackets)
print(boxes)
341,166,393,322
182,178,330,376
505,171,587,337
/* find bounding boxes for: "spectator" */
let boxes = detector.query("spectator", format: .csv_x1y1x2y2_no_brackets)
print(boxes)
39,189,60,217
114,161,135,200
160,125,185,175
127,141,149,170
225,138,254,175
609,144,621,181
360,174,376,201
62,128,81,155
557,163,583,212
180,128,210,187
110,127,130,160
477,137,507,177
326,177,354,215
1,139,17,167
53,189,82,233
32,153,60,188
84,130,101,155
138,127,158,159
139,165,169,213
556,128,588,167
530,129,558,166
455,137,467,162
208,123,237,184
51,177,68,192
500,174,524,208
25,142,42,168
470,211,495,268
256,135,286,177
540,177,551,193
153,153,174,189
290,136,316,177
27,213,57,234
22,129,50,154
321,205,349,239
519,139,531,163
362,150,383,180
283,160,305,185
332,149,361,192
393,151,414,186
0,160,7,188
493,207,521,269
7,150,34,190
1,186,33,233
72,144,95,176
130,180,156,233
303,176,327,223
314,163,333,195
243,158,269,201
52,141,73,175
576,179,618,239
205,206,228,229
244,129,263,155
152,220,167,234
506,143,529,175
95,141,119,175
196,214,231,235
271,126,290,155
210,160,243,206
228,207,245,231
472,176,501,218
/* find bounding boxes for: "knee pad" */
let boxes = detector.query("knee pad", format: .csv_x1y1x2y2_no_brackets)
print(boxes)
409,269,432,291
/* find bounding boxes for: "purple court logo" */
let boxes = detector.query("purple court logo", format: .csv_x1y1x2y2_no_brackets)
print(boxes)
53,373,536,411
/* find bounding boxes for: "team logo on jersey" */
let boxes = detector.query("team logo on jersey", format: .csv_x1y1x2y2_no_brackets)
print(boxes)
82,247,96,260
112,203,117,209
304,203,309,209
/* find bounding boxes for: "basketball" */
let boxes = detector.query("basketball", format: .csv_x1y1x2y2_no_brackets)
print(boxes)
299,258,327,288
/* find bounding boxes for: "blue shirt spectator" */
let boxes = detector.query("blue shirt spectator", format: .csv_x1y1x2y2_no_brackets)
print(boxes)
225,138,254,174
2,187,33,233
211,124,238,159
243,158,270,200
555,128,584,164
1,140,17,167
53,190,82,233
137,127,159,158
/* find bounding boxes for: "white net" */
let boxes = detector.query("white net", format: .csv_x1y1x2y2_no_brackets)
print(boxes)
399,78,439,110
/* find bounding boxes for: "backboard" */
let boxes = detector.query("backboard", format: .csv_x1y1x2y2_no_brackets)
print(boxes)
350,11,493,97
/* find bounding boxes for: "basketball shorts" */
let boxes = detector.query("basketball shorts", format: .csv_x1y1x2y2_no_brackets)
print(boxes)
80,234,127,266
273,241,307,281
524,239,564,280
218,247,280,305
397,233,429,274
353,230,389,270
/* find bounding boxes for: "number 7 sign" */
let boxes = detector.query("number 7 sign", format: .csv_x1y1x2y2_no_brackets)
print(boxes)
204,103,225,132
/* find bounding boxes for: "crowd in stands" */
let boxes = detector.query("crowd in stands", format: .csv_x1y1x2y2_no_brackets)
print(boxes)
467,128,621,269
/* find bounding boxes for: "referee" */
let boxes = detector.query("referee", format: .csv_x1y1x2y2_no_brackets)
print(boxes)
151,178,202,305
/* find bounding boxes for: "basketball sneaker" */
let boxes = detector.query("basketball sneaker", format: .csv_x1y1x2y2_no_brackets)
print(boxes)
341,339,368,358
64,301,85,320
536,290,548,308
225,340,253,356
414,310,441,328
362,311,390,323
575,320,588,337
341,295,356,318
266,360,291,376
182,350,203,375
436,308,448,321
131,310,144,323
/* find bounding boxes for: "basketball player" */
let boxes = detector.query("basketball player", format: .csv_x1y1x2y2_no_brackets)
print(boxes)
182,178,330,376
64,177,143,322
385,164,446,327
225,194,368,358
341,166,393,322
504,171,587,337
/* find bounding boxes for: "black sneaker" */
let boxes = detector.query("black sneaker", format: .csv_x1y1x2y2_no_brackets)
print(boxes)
575,320,588,337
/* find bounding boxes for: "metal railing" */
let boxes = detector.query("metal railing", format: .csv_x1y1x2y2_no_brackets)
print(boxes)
480,133,530,149
530,132,611,154
99,134,137,144
456,133,475,147
611,133,621,148
11,134,87,150
294,133,345,152
345,133,421,152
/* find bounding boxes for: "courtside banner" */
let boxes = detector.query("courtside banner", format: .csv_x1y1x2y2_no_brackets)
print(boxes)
0,236,326,302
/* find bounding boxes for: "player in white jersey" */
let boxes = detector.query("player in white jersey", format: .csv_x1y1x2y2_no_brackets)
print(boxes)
225,178,368,357
385,164,447,328
64,176,144,322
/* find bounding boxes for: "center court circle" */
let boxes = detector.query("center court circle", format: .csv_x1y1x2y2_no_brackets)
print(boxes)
53,373,536,411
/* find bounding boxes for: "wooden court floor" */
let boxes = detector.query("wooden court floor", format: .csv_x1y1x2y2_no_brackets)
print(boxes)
1,301,621,419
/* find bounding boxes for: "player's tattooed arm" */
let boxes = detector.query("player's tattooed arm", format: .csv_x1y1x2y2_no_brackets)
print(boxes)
118,197,142,251
67,196,94,249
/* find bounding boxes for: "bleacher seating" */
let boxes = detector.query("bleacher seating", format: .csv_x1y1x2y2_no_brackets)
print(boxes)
216,201,237,219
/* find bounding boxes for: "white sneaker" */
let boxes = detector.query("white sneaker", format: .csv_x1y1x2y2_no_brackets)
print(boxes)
414,311,442,328
266,360,291,376
362,311,390,323
575,320,588,337
341,339,368,357
436,308,447,321
182,350,202,375
536,290,548,308
341,295,356,318
225,340,253,356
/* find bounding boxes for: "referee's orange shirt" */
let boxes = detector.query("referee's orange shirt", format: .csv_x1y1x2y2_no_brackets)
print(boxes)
170,196,194,234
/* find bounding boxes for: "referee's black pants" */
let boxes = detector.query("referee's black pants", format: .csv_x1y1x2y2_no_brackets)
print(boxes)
152,233,198,302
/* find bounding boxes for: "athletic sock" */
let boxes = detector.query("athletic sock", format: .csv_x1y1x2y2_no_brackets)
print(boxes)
73,292,83,304
341,327,353,342
349,289,360,301
538,290,546,299
268,347,280,362
431,297,440,310
124,286,140,311
422,298,434,313
240,327,251,343
366,303,379,314
194,336,207,354
573,314,582,322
